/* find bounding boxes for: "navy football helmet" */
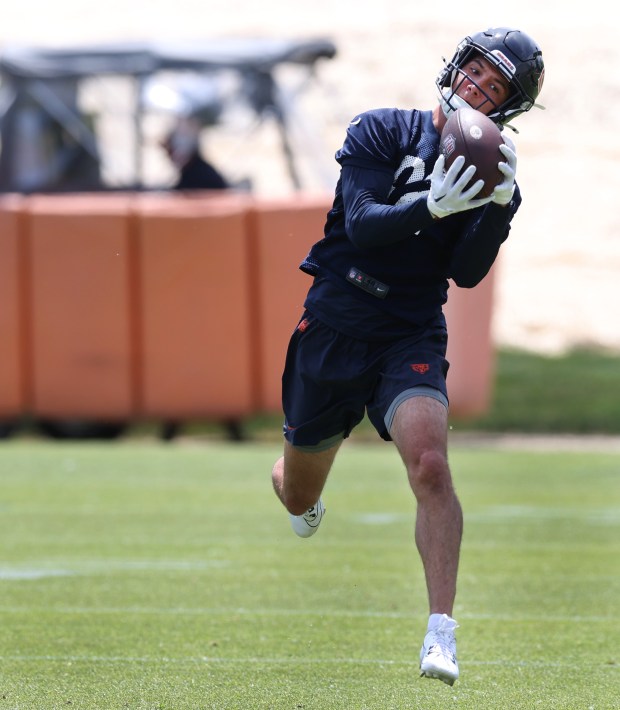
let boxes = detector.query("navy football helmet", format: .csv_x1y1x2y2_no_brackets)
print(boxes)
436,28,545,127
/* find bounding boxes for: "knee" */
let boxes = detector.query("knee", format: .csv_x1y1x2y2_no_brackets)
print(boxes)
407,449,452,497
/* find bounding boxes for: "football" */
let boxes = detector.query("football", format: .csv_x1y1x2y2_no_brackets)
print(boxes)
439,107,504,198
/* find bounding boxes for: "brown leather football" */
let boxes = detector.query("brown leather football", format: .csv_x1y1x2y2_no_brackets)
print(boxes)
439,107,504,198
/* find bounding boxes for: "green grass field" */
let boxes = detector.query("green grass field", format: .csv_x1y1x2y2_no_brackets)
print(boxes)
1,438,619,709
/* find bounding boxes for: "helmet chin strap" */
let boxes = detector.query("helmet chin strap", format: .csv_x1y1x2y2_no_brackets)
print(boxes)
439,88,470,119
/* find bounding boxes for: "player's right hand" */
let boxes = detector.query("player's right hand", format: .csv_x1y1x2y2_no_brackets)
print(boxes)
492,141,517,206
427,154,493,219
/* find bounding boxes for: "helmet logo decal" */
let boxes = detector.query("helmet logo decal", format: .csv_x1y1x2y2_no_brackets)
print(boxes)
538,67,545,93
491,49,516,76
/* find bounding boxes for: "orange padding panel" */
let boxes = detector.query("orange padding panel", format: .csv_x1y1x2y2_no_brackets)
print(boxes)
26,195,135,419
0,196,26,418
444,265,497,417
136,193,254,418
4,191,497,424
248,194,332,412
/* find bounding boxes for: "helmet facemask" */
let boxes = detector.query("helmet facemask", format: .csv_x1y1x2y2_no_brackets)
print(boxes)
436,29,545,129
438,49,509,122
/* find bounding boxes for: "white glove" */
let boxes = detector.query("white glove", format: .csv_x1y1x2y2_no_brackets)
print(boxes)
427,154,493,220
492,138,517,206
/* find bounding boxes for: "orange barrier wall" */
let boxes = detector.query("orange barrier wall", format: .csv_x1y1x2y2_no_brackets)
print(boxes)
135,193,254,419
443,265,497,417
4,191,497,428
248,194,332,412
26,195,135,419
0,196,26,419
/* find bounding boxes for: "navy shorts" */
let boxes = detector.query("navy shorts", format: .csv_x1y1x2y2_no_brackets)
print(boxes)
282,311,450,451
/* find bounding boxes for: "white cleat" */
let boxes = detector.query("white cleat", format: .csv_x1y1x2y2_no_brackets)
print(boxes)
289,499,325,538
419,614,459,686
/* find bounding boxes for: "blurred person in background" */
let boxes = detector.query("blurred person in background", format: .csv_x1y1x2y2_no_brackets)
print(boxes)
162,116,229,191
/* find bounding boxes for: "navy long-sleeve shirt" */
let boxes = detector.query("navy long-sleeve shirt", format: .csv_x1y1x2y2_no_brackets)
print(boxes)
301,107,520,340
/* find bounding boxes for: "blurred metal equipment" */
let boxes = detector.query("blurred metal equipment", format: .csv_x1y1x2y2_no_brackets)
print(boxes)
0,38,337,193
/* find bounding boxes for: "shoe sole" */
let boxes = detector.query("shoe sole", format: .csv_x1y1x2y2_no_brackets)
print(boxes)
420,670,457,686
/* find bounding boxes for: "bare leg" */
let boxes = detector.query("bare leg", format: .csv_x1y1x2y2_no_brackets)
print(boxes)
390,396,463,615
272,439,342,516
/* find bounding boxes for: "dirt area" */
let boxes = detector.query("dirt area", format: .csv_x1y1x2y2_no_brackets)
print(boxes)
1,1,618,355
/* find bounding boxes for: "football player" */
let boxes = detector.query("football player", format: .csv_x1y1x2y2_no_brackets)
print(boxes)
271,27,544,686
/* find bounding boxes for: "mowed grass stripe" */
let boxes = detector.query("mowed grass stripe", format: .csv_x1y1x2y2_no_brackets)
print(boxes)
1,654,616,670
0,605,617,623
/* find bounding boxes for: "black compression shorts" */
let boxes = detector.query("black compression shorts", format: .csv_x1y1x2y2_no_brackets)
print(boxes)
281,311,449,451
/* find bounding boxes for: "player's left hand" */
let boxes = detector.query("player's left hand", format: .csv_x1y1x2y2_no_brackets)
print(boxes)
492,138,517,206
428,154,493,219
